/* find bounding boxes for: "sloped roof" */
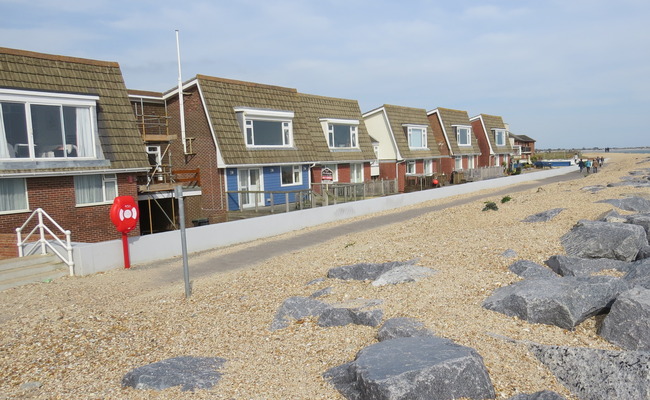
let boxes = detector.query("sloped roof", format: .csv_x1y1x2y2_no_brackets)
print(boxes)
0,47,149,171
196,75,317,166
298,93,376,163
476,114,514,154
382,104,444,160
431,107,481,156
510,133,536,143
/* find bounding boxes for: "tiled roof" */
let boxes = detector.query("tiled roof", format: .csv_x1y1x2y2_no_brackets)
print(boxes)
510,134,536,143
0,47,149,171
298,93,376,163
477,114,514,154
382,104,445,160
433,107,481,156
197,75,317,166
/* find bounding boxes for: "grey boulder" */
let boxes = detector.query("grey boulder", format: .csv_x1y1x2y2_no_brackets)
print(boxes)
122,356,226,391
371,264,436,286
483,276,629,329
521,208,564,223
599,287,650,350
318,299,383,328
376,317,435,341
529,343,650,400
561,220,648,261
324,336,495,400
622,259,650,289
509,260,558,279
544,255,631,277
269,296,330,330
597,196,650,213
327,260,417,281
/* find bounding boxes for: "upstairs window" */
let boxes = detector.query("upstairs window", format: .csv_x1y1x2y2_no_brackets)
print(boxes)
0,89,100,160
493,129,506,146
320,118,359,149
281,165,302,186
454,125,472,146
235,107,294,148
404,124,427,149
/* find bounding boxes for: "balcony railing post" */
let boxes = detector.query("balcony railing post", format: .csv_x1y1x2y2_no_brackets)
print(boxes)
38,211,46,255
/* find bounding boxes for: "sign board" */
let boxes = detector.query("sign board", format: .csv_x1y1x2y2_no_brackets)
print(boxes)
322,167,333,182
110,196,139,234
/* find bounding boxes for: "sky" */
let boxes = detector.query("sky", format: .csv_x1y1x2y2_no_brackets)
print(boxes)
1,0,649,149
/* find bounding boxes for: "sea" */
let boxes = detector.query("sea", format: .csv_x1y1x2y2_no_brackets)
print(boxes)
609,148,650,154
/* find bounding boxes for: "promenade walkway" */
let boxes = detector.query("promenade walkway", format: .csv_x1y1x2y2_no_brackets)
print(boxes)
137,169,582,288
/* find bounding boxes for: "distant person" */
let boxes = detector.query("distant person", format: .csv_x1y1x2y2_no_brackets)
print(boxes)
585,159,592,174
578,159,585,173
592,158,599,173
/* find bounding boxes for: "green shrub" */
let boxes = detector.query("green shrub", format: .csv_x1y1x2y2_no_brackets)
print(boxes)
501,196,512,203
482,201,498,211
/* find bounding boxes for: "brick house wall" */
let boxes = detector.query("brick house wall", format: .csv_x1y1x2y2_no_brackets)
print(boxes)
427,113,453,177
471,119,492,167
0,174,140,246
166,87,228,224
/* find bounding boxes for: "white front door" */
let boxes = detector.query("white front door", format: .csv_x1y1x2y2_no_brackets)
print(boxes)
238,168,264,208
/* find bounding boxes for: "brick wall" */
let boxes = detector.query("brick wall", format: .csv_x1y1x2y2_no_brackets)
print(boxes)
472,118,492,167
0,174,140,247
166,87,228,224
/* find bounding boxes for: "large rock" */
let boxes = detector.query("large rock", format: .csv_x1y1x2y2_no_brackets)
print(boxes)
622,259,650,289
270,296,383,330
324,336,495,400
528,343,650,400
327,260,417,281
544,255,631,277
596,196,650,213
509,260,558,279
269,296,330,331
599,287,650,350
561,220,648,261
122,356,226,391
521,208,564,223
371,264,436,287
376,317,434,341
508,391,567,400
626,213,650,238
317,299,383,328
483,276,629,329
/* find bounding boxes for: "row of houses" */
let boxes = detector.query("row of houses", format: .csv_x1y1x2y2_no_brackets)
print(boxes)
0,47,536,252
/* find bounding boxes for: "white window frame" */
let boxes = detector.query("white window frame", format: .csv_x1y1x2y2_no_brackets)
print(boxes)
454,125,472,146
320,118,359,149
74,174,118,206
454,157,463,171
468,156,475,169
404,124,428,149
321,164,338,182
0,178,29,214
406,160,416,175
424,159,433,175
280,165,302,186
0,88,100,160
350,163,364,183
234,107,294,148
493,129,506,146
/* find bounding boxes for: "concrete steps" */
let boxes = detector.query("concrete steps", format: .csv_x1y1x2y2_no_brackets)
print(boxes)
0,254,69,291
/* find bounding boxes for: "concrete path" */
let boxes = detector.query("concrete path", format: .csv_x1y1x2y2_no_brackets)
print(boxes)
138,170,583,288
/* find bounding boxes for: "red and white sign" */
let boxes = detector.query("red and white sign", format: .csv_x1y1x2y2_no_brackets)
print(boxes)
110,196,139,234
322,167,333,182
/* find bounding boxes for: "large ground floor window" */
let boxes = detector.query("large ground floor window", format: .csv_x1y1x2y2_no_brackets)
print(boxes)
74,174,117,205
0,178,28,213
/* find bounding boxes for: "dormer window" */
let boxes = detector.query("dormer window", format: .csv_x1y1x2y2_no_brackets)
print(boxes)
454,125,472,146
320,118,359,149
0,89,101,160
234,107,294,148
493,128,506,146
404,124,428,149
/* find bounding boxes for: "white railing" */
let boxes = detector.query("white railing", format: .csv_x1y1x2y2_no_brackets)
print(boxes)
16,208,74,276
